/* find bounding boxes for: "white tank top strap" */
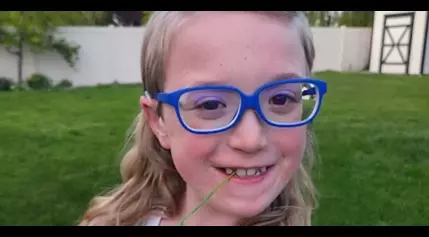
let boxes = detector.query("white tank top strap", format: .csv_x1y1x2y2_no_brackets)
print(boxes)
142,216,162,226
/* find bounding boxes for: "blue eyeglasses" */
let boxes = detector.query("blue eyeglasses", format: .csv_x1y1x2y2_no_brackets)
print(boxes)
149,78,327,135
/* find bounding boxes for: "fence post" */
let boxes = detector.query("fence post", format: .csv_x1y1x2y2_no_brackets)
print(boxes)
338,25,347,71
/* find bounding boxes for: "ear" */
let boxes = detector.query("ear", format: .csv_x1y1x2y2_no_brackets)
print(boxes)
140,94,171,150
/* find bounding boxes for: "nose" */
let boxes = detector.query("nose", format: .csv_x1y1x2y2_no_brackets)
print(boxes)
227,110,267,154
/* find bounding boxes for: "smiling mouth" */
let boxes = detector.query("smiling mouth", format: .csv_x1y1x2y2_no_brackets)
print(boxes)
215,166,274,178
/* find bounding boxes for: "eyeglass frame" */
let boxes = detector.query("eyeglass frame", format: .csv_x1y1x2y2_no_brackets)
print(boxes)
146,78,328,135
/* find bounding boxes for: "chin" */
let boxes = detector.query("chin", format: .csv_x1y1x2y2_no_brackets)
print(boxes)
235,206,269,219
214,196,275,219
208,172,287,220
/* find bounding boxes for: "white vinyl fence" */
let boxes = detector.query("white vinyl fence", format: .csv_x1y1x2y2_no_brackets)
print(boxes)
0,26,372,87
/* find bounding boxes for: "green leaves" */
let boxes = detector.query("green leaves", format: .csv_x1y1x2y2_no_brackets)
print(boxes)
0,11,82,87
142,12,153,25
338,11,374,27
305,11,374,27
1,12,81,64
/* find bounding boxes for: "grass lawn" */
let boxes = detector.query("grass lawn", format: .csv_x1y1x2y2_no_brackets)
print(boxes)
0,71,428,226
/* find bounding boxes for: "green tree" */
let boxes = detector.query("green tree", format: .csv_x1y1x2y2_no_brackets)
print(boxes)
339,11,374,27
305,11,319,26
318,11,327,26
305,11,341,27
77,11,111,26
0,11,81,89
142,11,153,25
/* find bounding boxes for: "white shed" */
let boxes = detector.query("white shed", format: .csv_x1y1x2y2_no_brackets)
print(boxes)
369,11,429,75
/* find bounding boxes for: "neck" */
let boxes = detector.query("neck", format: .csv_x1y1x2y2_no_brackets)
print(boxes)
182,189,239,226
162,188,240,226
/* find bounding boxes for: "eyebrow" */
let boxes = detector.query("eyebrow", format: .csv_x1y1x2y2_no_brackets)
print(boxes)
188,79,226,87
268,72,302,82
187,72,303,87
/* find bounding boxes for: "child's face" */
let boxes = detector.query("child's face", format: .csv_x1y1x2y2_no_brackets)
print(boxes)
151,12,308,223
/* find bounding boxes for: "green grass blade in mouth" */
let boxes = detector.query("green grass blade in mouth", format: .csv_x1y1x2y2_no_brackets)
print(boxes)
178,171,236,226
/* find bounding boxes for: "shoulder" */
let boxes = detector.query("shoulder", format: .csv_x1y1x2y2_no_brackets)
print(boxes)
84,215,162,226
81,215,111,226
86,217,106,226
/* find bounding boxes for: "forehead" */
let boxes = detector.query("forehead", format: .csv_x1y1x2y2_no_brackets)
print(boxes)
164,11,307,94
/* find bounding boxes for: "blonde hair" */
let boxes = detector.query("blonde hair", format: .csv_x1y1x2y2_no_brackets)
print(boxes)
79,11,318,226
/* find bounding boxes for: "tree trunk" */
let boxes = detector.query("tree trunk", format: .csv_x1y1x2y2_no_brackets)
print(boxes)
16,11,24,90
17,33,23,89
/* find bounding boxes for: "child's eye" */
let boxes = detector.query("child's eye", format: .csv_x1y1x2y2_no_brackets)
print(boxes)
269,93,296,105
196,100,226,110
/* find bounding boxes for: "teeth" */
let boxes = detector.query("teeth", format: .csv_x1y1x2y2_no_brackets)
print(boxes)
236,169,247,177
246,168,256,176
223,166,270,177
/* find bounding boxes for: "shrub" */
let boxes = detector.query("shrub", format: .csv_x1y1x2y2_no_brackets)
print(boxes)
0,77,14,91
55,79,73,89
26,73,52,90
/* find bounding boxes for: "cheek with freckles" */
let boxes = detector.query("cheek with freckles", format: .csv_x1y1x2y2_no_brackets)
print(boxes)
271,126,307,162
169,136,222,193
270,126,307,186
165,115,221,185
